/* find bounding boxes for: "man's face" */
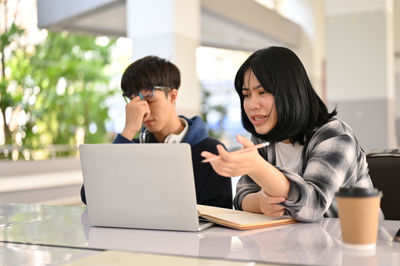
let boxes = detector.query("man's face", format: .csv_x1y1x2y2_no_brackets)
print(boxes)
143,89,177,137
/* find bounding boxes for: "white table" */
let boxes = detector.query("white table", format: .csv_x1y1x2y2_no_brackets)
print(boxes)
0,242,98,266
0,203,399,265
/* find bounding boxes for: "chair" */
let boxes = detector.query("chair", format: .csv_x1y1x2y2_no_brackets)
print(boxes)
366,149,400,220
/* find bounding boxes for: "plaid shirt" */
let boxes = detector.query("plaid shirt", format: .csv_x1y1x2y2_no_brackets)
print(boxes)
233,119,375,222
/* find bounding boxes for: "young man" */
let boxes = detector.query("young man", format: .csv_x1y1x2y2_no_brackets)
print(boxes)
80,56,232,209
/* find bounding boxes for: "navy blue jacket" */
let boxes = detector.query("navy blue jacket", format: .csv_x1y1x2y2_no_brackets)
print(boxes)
80,116,232,209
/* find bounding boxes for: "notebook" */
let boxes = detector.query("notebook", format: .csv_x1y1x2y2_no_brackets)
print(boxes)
79,143,213,231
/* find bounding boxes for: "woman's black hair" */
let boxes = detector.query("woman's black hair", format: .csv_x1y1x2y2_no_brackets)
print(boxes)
234,46,337,144
121,56,180,97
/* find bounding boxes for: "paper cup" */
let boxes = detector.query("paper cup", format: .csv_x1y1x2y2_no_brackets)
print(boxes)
336,187,382,250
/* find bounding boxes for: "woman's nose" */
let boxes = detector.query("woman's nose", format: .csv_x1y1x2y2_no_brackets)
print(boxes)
247,95,260,109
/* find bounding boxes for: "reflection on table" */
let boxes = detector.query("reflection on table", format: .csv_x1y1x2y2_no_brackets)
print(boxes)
0,203,399,266
0,242,99,266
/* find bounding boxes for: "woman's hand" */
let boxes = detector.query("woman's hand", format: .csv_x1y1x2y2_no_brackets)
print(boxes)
257,190,286,217
121,96,151,140
201,135,264,177
202,135,291,201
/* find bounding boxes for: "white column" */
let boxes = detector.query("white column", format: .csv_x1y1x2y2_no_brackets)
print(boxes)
126,0,200,117
325,0,396,151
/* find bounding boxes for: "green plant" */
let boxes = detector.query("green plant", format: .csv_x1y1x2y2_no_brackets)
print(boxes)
0,0,117,160
201,88,227,139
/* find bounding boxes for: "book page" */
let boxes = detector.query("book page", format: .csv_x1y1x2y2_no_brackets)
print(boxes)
197,204,242,216
197,204,295,230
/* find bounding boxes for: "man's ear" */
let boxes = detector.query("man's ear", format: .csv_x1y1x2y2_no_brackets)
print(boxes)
169,89,178,103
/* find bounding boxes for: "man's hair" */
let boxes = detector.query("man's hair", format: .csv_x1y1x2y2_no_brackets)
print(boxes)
121,56,180,97
234,46,337,144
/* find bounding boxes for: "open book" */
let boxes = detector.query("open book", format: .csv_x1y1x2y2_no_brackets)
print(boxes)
197,205,296,230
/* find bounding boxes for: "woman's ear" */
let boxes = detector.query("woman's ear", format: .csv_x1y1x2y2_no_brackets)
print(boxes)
169,89,178,103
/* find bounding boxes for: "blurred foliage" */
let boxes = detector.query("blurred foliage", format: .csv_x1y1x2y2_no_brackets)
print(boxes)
27,31,116,145
0,19,117,160
201,88,227,139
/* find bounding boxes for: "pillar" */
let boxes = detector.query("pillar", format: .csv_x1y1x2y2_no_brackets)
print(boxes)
325,0,396,151
126,0,201,117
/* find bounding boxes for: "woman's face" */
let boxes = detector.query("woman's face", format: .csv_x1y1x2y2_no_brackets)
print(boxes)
242,69,278,135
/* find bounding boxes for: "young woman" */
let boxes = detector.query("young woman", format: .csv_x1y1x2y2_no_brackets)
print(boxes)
201,47,375,222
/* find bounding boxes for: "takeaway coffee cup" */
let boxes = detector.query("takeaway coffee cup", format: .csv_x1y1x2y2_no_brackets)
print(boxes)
336,187,382,250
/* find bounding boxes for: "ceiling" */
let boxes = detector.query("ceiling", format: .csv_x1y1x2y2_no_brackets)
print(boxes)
37,0,301,51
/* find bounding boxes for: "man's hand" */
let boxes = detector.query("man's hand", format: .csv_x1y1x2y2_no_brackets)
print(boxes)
121,96,150,140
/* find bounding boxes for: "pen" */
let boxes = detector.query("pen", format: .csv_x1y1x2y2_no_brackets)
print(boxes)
202,142,270,163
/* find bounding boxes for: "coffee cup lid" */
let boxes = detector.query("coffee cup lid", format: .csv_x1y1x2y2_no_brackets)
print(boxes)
335,187,382,198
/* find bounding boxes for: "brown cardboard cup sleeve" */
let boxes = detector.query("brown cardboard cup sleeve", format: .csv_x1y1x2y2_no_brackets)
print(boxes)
336,187,382,250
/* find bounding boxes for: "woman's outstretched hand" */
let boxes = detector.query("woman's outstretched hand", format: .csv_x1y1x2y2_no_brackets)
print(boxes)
201,135,264,177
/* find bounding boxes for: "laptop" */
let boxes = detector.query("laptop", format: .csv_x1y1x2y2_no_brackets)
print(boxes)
79,143,214,231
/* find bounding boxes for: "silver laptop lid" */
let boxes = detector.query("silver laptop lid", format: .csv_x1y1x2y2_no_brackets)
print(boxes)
79,143,205,231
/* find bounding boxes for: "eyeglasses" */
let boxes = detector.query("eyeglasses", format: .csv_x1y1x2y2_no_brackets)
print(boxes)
123,86,171,103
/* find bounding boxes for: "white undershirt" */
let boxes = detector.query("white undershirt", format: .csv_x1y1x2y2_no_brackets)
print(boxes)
275,141,303,173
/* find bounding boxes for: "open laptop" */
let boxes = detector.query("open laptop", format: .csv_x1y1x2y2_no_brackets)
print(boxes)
79,143,213,231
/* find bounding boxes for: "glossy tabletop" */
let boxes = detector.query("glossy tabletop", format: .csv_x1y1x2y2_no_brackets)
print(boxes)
0,242,99,266
0,203,399,266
